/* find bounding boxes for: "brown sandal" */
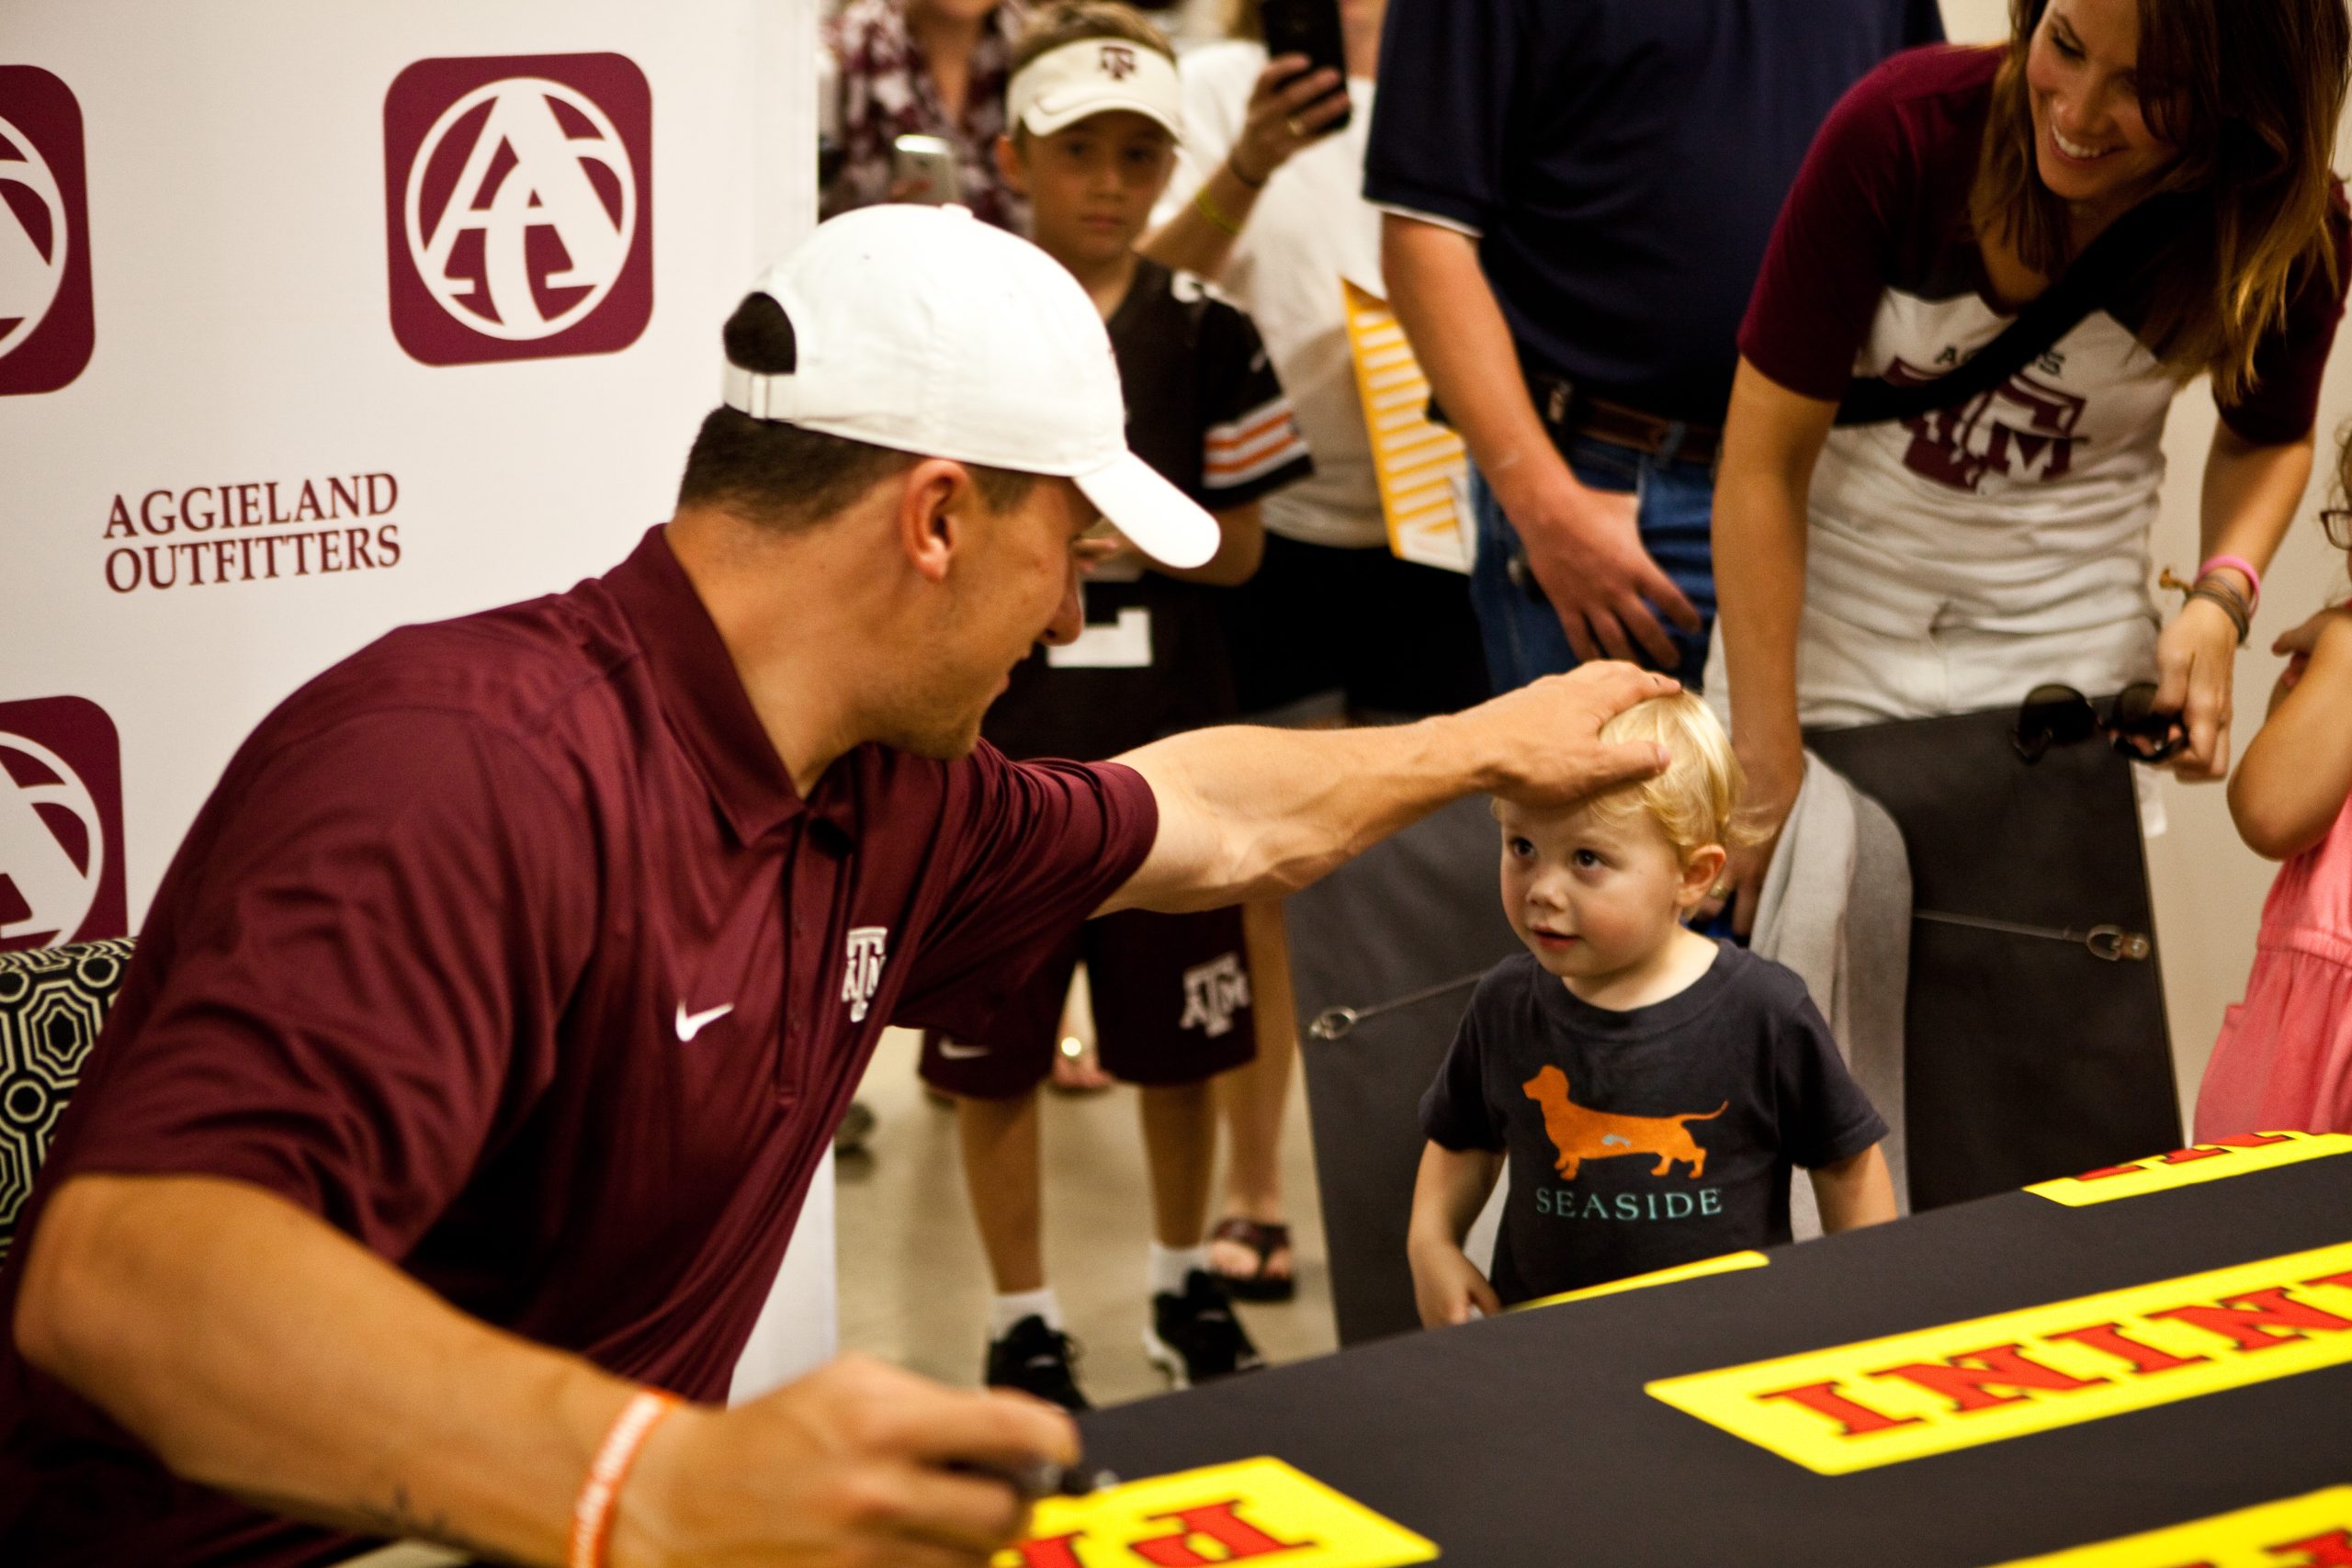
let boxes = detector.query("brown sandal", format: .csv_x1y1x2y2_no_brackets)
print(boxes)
1209,1216,1295,1303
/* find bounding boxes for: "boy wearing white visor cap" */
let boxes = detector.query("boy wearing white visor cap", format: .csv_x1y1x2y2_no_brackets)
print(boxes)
915,1,1317,1411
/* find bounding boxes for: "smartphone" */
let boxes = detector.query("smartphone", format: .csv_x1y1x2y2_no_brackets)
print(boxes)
1257,0,1351,134
890,133,962,206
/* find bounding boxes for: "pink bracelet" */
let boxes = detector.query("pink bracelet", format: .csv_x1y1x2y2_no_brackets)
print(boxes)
569,1390,677,1568
2198,554,2261,612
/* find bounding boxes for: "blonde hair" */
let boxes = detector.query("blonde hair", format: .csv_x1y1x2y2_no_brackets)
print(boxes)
1585,693,1764,862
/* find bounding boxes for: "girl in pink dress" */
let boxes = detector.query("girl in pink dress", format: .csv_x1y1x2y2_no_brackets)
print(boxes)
2196,455,2352,1139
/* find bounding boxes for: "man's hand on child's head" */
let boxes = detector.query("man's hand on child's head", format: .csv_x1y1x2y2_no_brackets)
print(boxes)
1467,661,1679,809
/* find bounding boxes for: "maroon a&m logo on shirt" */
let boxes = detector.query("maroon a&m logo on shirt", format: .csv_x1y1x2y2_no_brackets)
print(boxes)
0,697,126,953
382,53,653,366
0,66,96,397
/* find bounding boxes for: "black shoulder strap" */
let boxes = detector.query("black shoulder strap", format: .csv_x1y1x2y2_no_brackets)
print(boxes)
1834,195,2190,426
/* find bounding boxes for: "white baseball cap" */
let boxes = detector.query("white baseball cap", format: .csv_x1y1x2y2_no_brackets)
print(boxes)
720,204,1216,569
1009,38,1184,140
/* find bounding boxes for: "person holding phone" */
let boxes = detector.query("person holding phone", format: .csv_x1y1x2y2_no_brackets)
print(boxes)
1369,0,1943,694
823,0,1033,229
1142,0,1491,1304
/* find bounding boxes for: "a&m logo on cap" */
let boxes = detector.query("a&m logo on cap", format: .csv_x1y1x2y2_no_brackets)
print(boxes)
0,66,96,396
1099,44,1138,80
0,698,126,953
382,53,653,365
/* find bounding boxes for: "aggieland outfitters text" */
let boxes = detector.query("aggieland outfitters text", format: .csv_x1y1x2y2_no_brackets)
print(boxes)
100,472,402,592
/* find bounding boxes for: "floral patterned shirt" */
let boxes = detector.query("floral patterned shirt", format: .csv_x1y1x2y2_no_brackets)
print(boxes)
822,0,1029,232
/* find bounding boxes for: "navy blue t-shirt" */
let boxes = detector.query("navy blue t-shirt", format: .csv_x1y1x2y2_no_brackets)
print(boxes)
1363,0,1944,424
1420,943,1886,1304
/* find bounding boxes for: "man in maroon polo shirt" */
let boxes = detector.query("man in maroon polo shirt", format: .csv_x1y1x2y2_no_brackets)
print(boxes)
3,205,1676,1568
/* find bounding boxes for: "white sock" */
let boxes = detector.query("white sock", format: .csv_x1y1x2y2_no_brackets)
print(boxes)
1149,1242,1210,1298
991,1287,1063,1339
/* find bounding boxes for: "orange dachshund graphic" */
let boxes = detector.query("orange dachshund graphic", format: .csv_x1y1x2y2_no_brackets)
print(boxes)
1522,1066,1724,1179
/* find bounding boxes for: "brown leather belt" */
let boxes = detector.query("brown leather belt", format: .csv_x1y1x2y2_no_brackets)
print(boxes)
1531,375,1720,467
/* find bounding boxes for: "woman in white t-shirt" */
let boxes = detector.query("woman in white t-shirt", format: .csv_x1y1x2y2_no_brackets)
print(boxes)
1709,0,2348,1205
1139,0,1489,1302
1715,0,2348,908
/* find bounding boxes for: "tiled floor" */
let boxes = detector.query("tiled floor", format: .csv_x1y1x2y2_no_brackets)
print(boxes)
836,1023,1339,1406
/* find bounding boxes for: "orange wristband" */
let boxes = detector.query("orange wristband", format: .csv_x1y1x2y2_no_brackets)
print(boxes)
568,1390,677,1568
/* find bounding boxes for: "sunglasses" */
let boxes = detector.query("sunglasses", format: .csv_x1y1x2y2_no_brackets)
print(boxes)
2012,682,2187,764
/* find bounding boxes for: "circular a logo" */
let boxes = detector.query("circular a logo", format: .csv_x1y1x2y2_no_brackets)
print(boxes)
0,112,71,362
402,76,638,342
0,732,104,950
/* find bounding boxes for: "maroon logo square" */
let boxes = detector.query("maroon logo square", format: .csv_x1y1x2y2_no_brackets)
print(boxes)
0,66,96,397
0,697,127,953
383,53,653,366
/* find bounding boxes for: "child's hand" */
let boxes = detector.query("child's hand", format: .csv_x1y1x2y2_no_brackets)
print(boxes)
2266,605,2352,713
2272,605,2352,686
1408,1240,1501,1329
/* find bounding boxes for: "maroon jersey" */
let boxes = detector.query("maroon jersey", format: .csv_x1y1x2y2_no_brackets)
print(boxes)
0,525,1158,1566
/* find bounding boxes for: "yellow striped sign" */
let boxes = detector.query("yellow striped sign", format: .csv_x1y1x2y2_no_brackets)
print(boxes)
2025,1131,2352,1207
1340,279,1468,574
1990,1487,2352,1567
1647,1241,2352,1474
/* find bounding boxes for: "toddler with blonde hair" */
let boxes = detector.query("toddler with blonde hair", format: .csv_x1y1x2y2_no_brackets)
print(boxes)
1408,693,1895,1324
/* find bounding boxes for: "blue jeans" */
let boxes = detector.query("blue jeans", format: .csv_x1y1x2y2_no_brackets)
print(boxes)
1465,431,1717,695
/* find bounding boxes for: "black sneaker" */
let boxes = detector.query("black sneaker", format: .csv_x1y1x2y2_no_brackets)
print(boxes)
1145,1269,1266,1389
985,1315,1091,1412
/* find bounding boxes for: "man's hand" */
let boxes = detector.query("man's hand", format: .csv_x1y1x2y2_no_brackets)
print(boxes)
1457,661,1680,808
616,1355,1077,1568
1500,462,1702,669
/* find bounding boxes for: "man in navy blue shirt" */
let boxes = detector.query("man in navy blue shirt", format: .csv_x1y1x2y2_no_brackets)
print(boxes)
1368,0,1943,692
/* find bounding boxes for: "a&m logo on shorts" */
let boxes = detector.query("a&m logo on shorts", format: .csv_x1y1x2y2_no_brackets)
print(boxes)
0,698,126,953
0,66,96,396
1179,953,1250,1039
382,53,653,365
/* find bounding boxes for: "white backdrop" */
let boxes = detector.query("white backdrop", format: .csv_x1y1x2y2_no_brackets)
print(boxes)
0,0,835,1399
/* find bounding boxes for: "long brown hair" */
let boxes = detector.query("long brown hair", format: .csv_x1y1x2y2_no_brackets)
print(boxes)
1972,0,2348,401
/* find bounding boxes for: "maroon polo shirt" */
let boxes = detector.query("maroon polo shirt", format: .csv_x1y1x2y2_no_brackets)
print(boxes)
0,526,1159,1567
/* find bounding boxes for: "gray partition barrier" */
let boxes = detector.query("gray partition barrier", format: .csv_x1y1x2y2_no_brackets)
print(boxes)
1284,794,1521,1346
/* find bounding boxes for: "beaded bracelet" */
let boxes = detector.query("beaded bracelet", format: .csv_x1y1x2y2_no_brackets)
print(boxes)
2159,566,2254,645
2188,582,2252,644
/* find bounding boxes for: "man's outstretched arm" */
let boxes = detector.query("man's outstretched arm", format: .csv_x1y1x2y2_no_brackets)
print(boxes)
1103,661,1676,915
16,1173,1071,1567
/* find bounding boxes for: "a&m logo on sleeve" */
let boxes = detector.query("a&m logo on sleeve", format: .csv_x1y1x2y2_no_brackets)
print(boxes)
997,1458,1434,1568
1647,1241,2352,1474
382,53,652,365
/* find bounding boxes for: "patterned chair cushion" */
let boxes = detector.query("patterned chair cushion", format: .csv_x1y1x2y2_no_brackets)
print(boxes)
0,937,136,1271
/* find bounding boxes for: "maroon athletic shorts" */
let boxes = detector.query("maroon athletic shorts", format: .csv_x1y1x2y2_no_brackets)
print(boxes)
919,906,1256,1098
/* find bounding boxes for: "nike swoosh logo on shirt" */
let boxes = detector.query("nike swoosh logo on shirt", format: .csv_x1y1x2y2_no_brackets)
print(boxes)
936,1041,990,1059
675,1002,733,1041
